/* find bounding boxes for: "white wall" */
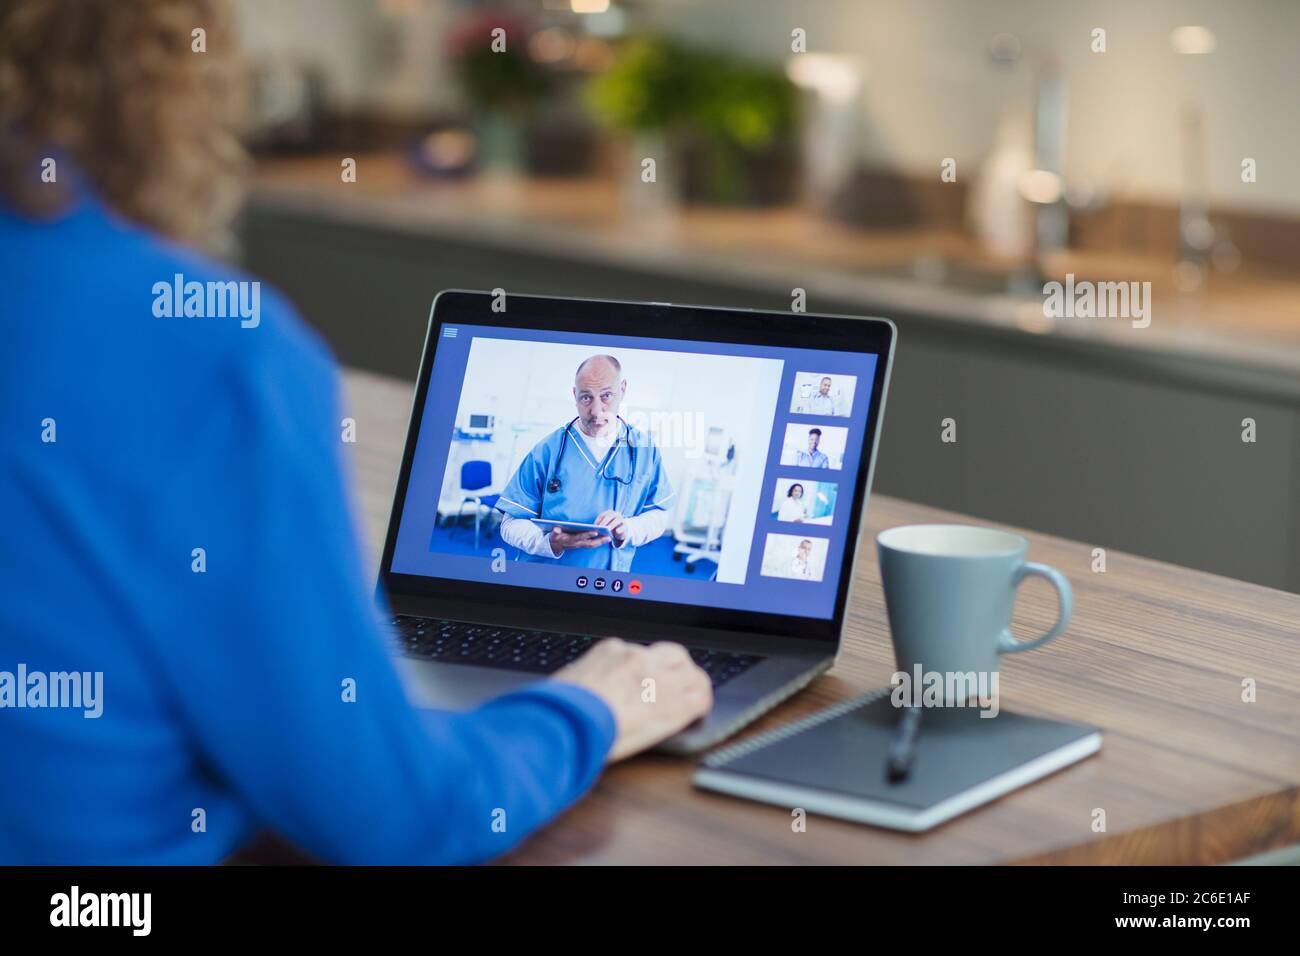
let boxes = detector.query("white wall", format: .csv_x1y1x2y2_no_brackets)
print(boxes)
649,0,1300,214
234,0,461,116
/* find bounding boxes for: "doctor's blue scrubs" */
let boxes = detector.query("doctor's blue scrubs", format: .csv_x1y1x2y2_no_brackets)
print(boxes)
497,420,673,571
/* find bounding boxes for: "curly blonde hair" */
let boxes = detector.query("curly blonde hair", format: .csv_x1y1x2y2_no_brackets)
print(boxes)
0,0,247,247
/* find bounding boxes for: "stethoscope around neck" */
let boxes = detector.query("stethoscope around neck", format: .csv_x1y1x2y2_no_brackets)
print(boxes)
541,415,637,513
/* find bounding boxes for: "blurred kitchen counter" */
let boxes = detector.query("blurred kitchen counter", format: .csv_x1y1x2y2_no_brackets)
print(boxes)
249,152,1300,390
242,152,1300,593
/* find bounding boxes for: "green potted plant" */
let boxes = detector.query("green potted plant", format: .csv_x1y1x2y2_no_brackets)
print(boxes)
447,12,554,173
587,36,800,205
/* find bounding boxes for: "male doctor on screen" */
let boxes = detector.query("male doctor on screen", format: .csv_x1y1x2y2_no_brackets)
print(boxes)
496,354,674,572
805,376,838,416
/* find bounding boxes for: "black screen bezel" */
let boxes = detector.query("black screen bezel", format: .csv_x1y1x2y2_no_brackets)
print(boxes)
376,291,895,643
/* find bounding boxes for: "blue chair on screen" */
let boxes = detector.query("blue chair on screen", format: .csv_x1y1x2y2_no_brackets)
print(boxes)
458,460,500,551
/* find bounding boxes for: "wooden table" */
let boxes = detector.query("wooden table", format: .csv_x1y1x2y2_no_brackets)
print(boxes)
342,368,1300,865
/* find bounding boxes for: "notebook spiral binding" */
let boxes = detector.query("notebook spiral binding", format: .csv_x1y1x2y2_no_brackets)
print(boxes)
701,687,892,768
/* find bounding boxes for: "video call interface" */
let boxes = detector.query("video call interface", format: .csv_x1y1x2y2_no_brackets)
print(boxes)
391,324,880,620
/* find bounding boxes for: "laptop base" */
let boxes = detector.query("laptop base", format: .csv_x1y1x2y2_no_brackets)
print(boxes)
395,651,833,755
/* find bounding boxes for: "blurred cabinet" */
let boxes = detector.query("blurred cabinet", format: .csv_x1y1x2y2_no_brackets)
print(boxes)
240,201,1300,594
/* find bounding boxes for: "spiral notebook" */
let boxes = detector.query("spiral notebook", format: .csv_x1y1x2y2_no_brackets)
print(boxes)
694,689,1102,832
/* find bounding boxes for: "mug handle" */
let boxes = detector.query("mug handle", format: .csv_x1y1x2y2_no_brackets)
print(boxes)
997,562,1073,654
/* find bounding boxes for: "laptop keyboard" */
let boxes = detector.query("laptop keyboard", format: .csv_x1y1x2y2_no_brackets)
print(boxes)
390,616,762,689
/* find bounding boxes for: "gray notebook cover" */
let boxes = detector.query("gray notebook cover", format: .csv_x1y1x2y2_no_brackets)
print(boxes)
694,689,1102,832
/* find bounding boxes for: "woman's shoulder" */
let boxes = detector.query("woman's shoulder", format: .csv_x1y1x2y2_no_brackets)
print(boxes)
10,192,334,383
143,228,330,371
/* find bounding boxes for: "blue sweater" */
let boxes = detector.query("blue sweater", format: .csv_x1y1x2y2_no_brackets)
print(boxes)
0,193,615,864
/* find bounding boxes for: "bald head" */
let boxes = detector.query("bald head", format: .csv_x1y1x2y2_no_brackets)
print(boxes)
573,354,626,437
575,354,621,381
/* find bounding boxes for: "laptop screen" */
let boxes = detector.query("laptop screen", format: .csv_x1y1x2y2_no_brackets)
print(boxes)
388,316,882,623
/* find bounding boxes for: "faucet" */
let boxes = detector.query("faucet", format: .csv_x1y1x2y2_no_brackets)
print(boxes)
1030,55,1070,260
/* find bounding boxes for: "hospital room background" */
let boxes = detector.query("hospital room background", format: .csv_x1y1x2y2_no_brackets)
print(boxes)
428,338,784,581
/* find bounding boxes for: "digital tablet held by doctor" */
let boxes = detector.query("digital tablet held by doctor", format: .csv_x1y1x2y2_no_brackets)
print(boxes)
530,518,616,547
496,355,674,570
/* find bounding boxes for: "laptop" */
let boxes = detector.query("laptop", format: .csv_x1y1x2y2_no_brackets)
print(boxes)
376,291,895,753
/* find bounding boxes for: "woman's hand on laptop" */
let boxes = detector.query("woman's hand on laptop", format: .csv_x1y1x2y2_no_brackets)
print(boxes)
553,639,712,761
